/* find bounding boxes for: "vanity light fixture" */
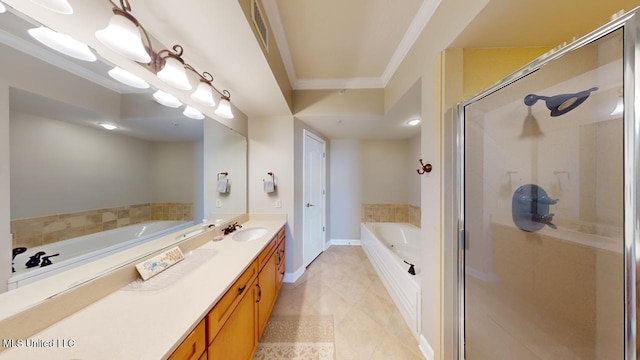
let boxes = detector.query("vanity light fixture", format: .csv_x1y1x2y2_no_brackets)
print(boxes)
98,123,118,130
108,66,149,89
215,93,234,119
96,0,234,118
153,90,182,108
156,45,192,91
183,106,205,120
28,26,96,62
30,0,73,15
406,118,421,126
95,1,150,63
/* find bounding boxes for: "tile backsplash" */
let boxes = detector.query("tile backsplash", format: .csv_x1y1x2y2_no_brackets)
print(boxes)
361,204,421,227
11,203,193,249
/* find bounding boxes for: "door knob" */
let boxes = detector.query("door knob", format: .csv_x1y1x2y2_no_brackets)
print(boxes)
306,203,314,207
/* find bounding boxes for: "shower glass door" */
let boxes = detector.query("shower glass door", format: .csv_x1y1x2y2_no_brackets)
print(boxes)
461,27,625,359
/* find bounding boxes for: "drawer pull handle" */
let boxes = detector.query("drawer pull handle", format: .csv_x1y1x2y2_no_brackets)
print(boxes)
237,285,246,295
256,283,262,303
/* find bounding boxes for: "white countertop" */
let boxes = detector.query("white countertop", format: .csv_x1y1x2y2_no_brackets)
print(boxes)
0,214,287,359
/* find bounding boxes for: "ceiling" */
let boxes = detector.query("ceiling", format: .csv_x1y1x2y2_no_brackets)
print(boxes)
5,0,640,140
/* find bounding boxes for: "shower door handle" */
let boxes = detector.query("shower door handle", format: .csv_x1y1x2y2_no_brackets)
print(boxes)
306,203,314,207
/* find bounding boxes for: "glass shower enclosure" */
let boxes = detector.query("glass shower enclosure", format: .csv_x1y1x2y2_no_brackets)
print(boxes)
456,8,639,360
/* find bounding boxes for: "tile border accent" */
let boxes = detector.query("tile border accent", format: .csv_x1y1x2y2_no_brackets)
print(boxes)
361,203,421,227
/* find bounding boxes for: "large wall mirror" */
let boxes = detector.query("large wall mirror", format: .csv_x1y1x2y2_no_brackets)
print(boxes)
0,7,247,310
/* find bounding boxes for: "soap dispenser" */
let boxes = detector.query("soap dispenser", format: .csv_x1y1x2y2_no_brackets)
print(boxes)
211,221,224,241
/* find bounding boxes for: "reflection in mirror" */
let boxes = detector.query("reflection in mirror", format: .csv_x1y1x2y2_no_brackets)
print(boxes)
1,7,247,295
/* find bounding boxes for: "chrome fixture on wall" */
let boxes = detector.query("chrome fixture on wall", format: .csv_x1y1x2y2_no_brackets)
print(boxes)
95,0,234,119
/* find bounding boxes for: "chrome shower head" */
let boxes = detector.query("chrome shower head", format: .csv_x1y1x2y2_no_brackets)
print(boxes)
524,87,598,117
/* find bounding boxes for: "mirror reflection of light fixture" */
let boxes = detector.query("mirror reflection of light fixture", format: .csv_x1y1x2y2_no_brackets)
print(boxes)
28,26,96,62
153,90,182,108
406,118,421,126
108,66,149,89
30,0,73,15
610,88,624,116
96,0,234,119
183,106,205,120
156,45,192,91
215,92,234,119
98,123,118,130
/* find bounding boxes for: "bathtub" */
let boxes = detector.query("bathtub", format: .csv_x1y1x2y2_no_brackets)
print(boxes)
361,222,422,338
9,220,191,289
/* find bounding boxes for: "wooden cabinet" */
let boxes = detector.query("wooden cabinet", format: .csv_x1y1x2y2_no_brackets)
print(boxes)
208,277,259,360
171,225,287,360
257,248,277,335
168,321,206,360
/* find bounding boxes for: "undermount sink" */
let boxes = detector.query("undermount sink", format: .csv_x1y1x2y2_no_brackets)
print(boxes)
232,227,268,242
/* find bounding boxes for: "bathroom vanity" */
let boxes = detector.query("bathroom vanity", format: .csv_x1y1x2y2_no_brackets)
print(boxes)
0,215,287,360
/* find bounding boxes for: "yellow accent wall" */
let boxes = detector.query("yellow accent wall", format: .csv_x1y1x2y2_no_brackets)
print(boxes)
462,47,551,98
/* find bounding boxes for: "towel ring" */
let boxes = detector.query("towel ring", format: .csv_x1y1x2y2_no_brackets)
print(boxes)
217,172,228,180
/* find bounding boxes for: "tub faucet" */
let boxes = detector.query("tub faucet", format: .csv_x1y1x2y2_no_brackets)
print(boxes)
40,253,60,267
25,251,46,268
12,247,27,273
403,260,416,276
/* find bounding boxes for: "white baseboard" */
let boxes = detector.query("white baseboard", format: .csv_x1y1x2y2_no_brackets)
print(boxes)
419,334,434,360
328,238,361,246
283,266,305,283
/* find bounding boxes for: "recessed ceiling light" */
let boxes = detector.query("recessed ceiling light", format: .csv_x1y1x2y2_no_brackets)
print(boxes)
98,123,118,130
183,106,205,120
108,66,149,89
0,3,6,13
407,119,421,126
153,90,182,108
28,26,96,62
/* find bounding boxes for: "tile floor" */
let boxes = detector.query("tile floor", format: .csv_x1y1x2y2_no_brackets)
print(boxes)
270,245,425,360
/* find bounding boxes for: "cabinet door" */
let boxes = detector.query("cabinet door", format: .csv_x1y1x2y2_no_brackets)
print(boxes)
208,278,258,360
257,251,277,337
276,239,285,292
168,321,206,360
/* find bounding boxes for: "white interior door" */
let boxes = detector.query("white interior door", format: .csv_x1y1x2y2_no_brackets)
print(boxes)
303,130,325,267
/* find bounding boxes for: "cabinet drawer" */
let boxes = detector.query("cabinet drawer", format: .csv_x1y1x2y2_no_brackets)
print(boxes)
277,227,285,245
258,237,277,270
275,238,285,267
168,320,206,360
206,260,258,343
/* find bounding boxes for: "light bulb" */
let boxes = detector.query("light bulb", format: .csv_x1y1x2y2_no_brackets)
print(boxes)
215,97,234,119
96,14,151,63
157,56,192,91
183,106,205,120
190,82,216,107
108,67,149,89
153,90,182,108
28,26,96,62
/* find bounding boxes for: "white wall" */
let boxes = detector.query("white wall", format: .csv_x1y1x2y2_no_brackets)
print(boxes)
361,140,410,204
329,139,361,240
407,134,422,207
10,112,153,219
203,120,247,217
151,142,197,203
248,116,295,270
0,80,10,291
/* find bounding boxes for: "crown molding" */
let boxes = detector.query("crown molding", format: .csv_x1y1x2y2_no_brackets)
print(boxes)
263,0,441,90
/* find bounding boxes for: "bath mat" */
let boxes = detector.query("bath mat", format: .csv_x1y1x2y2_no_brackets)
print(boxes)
253,315,335,360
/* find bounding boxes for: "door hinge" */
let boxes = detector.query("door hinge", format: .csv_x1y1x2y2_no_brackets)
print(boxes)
460,230,466,249
322,226,325,232
323,152,325,158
